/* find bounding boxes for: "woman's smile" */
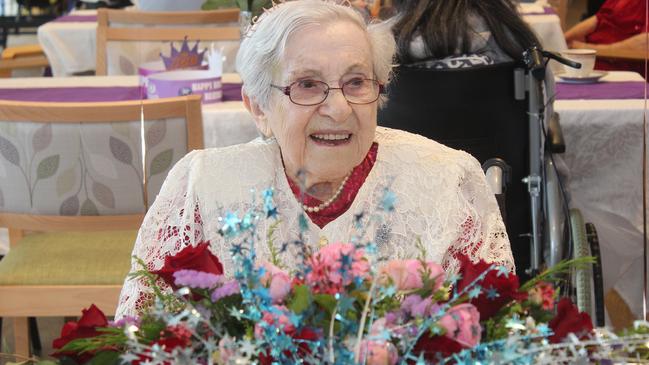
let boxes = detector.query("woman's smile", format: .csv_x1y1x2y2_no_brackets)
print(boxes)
309,132,353,146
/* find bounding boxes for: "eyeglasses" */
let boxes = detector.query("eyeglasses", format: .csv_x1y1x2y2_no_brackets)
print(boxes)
270,78,384,106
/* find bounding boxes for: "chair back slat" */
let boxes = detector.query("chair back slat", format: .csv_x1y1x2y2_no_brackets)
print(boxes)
96,8,241,76
0,95,203,232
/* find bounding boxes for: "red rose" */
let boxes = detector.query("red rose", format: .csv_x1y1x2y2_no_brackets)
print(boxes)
151,241,223,289
413,332,464,362
455,254,524,320
52,304,109,363
548,297,593,343
258,327,321,365
133,325,193,365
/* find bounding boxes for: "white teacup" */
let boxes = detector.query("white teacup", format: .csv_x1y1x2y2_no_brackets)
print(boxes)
561,49,597,78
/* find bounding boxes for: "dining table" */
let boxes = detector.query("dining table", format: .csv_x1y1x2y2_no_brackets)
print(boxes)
553,70,648,322
38,4,567,77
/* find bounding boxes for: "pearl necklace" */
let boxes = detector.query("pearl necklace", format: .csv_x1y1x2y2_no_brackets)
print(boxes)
302,172,352,213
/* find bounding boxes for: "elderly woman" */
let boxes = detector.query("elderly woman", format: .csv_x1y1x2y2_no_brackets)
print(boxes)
116,0,513,318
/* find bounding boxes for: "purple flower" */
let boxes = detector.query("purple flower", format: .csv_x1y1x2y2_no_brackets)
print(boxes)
108,315,140,328
173,269,222,289
211,280,240,302
411,297,433,317
400,294,424,316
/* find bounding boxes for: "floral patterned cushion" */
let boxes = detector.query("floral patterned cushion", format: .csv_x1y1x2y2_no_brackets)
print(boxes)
0,117,188,215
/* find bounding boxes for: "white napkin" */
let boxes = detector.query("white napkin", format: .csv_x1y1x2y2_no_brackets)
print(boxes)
208,46,223,78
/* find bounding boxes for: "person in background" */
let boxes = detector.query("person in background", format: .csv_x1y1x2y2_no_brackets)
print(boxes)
390,0,540,68
565,0,646,75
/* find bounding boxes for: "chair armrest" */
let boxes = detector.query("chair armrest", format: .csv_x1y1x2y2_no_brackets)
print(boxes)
546,112,566,154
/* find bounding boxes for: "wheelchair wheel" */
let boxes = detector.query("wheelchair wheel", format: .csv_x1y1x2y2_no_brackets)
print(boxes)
586,222,605,327
570,209,593,317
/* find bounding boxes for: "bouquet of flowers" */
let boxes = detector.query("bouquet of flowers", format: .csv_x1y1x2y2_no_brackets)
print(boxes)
45,189,649,364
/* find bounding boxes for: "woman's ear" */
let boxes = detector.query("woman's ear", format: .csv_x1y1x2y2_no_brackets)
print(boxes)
242,90,273,138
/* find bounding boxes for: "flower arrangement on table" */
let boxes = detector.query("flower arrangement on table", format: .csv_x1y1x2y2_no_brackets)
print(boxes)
43,189,649,364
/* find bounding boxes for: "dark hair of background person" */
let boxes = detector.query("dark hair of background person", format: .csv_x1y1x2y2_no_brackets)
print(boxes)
391,0,541,64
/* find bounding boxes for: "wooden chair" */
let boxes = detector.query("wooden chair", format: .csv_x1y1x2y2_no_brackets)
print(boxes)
0,44,49,78
95,8,240,75
0,94,203,357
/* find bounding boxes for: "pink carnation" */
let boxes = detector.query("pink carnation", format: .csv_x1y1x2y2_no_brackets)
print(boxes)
380,260,445,291
528,281,555,310
305,243,370,294
359,340,398,365
438,303,481,348
259,262,291,304
254,305,295,338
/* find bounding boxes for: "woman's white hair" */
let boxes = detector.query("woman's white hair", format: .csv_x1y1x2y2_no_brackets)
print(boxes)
236,0,396,109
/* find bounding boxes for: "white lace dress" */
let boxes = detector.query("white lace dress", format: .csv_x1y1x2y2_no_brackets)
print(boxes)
115,127,513,319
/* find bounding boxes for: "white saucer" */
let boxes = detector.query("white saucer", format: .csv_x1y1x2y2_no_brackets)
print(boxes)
556,71,608,84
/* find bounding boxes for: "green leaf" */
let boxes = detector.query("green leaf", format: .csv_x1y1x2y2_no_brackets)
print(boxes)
109,136,133,165
145,121,167,148
80,199,99,216
57,167,77,197
37,155,60,179
60,195,80,215
0,134,20,165
86,350,121,365
313,293,337,315
149,149,173,177
32,123,52,153
288,285,311,314
92,181,115,209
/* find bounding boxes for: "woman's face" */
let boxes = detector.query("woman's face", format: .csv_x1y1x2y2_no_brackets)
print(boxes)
249,20,378,187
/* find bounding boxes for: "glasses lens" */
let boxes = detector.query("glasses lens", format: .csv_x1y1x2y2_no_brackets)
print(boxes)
342,79,380,104
289,80,329,105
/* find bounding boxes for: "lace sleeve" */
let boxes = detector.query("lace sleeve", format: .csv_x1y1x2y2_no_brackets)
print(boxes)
441,154,515,273
115,151,204,319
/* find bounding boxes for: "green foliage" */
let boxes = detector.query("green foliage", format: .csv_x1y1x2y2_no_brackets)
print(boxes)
212,293,251,337
520,256,595,292
201,0,271,17
59,327,127,354
85,351,121,365
128,257,182,312
266,219,284,269
289,285,312,314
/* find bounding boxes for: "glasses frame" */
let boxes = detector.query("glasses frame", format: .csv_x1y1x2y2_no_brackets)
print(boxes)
270,78,385,106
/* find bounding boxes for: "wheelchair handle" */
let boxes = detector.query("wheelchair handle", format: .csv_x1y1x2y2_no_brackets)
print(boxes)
542,50,582,69
523,46,582,81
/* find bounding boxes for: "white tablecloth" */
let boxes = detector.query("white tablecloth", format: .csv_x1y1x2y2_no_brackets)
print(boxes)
555,71,647,320
38,9,568,77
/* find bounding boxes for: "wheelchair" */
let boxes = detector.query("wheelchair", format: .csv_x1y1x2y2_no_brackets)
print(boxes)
378,49,605,326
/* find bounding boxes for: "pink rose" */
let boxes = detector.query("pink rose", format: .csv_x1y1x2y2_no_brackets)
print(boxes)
359,340,398,365
438,303,481,348
306,243,370,294
380,260,445,291
259,262,291,304
254,306,295,339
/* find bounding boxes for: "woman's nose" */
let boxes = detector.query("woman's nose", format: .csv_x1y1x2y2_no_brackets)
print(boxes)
317,88,353,122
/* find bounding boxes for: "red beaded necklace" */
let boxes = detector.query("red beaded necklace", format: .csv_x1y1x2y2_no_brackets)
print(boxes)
286,143,378,228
